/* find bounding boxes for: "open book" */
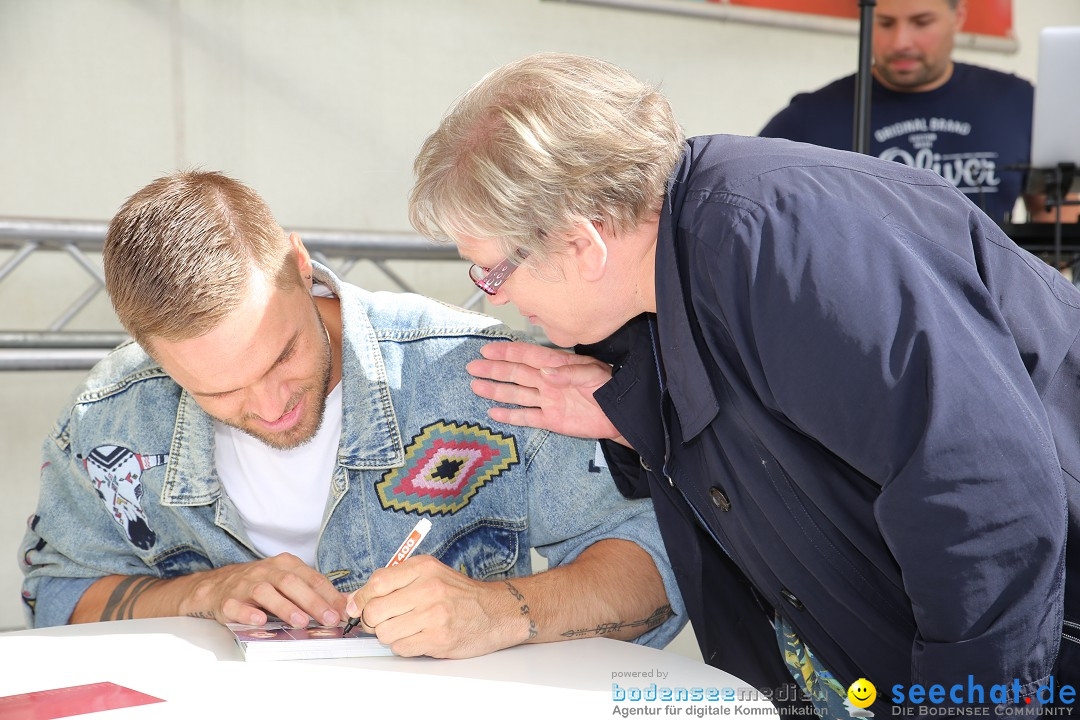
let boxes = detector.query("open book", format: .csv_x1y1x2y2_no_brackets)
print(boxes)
227,622,394,661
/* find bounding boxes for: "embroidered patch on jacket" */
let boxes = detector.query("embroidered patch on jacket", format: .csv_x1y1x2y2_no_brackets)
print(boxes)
83,445,167,550
375,421,518,516
23,514,45,567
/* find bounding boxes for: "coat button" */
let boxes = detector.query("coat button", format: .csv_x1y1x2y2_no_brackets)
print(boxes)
780,588,803,609
709,487,731,511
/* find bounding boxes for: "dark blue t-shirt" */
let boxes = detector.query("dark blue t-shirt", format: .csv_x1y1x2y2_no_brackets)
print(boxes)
760,63,1034,223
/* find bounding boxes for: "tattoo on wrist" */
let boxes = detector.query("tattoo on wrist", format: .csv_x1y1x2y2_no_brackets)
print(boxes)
560,604,673,639
185,611,215,619
100,575,164,621
504,580,538,640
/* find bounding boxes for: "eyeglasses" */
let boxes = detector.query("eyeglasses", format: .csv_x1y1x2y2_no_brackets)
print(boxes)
468,256,520,295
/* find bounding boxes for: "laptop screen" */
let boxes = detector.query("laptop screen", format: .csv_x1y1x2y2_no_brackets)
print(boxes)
1031,27,1080,170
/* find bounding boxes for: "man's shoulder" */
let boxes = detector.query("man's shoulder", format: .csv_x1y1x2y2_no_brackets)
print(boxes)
353,287,520,345
759,74,856,142
73,341,174,405
953,62,1033,95
686,135,893,194
48,342,177,442
794,73,858,103
775,74,858,115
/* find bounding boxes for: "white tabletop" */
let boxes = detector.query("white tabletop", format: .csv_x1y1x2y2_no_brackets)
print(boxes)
0,617,779,718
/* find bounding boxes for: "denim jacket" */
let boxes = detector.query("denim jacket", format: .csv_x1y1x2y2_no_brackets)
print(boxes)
19,265,684,647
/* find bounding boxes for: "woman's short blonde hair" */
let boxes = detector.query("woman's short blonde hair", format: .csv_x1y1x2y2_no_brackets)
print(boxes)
409,52,685,261
103,170,298,346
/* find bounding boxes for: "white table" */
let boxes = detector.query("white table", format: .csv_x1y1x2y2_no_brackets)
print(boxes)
0,617,779,718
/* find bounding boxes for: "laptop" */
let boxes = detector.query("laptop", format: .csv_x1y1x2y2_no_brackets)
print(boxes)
1030,26,1080,194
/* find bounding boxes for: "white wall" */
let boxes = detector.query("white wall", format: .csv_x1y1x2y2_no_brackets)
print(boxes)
2,1,1078,651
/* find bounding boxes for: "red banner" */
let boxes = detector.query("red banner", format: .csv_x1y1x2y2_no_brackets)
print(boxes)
712,0,1013,39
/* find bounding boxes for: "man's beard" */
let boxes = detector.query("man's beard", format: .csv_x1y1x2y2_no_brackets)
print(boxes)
223,314,334,450
876,54,943,90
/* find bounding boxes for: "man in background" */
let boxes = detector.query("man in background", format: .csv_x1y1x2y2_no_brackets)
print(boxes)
760,0,1033,225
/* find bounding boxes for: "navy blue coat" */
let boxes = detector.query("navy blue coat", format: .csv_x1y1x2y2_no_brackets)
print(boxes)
591,136,1078,709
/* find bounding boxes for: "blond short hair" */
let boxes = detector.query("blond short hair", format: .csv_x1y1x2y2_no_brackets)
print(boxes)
103,171,298,346
409,53,685,261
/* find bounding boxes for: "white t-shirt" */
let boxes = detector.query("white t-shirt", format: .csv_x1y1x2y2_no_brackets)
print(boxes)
214,381,343,567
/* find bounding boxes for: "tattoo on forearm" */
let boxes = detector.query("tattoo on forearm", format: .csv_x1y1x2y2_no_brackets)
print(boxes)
504,581,538,640
99,575,164,621
560,604,673,639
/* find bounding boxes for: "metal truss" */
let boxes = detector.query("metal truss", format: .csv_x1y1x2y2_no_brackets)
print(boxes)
0,217,490,370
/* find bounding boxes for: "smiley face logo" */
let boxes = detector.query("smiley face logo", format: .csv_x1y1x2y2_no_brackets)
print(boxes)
848,678,877,708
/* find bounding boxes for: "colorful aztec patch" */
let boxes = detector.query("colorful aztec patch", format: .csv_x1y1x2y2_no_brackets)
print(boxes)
376,421,518,516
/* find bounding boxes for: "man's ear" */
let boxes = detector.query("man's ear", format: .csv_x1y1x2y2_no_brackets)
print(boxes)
953,0,967,32
564,220,608,282
289,232,314,284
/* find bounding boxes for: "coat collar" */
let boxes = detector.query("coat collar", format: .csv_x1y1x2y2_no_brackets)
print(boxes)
653,140,721,442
